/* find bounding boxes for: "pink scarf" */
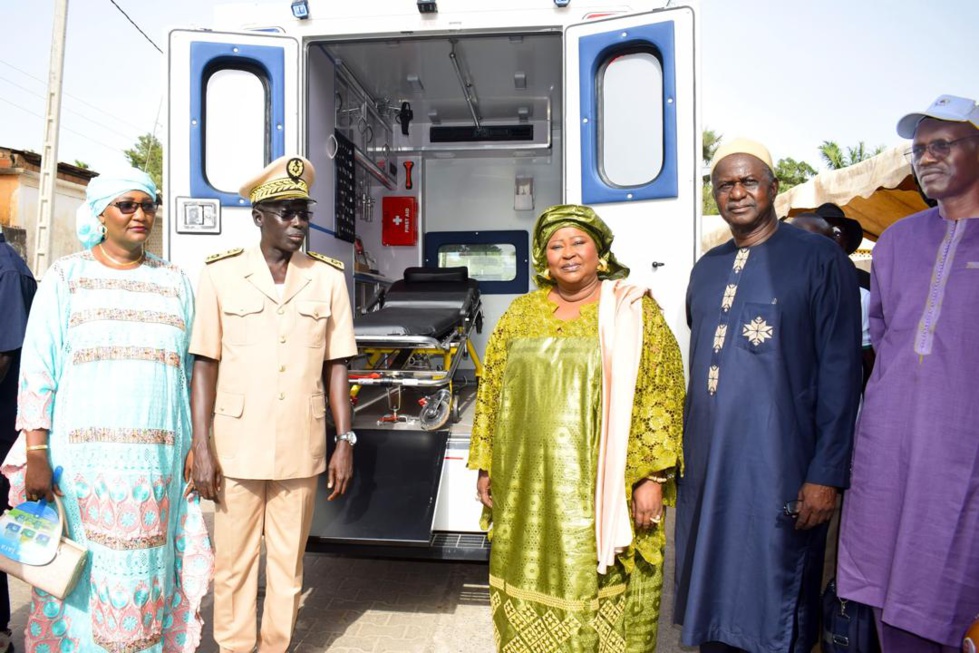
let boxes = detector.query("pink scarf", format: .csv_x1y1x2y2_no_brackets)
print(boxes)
595,279,648,574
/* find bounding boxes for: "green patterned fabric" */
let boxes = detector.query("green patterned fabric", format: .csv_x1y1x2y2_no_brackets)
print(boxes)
468,288,685,653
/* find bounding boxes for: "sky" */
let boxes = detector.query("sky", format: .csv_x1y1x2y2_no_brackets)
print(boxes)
0,0,976,175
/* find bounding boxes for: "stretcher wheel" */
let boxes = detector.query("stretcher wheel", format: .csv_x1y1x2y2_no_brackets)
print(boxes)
450,396,461,424
419,389,451,431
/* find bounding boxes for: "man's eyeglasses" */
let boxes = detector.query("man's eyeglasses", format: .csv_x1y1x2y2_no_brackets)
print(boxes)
904,134,979,163
262,208,313,222
112,200,160,215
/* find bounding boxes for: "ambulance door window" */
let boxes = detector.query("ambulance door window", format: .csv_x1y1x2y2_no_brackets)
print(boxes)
204,68,266,193
438,244,517,282
599,49,664,187
187,41,288,205
572,19,679,204
424,230,529,295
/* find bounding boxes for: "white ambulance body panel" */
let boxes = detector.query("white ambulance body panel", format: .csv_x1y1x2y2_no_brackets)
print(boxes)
166,0,699,559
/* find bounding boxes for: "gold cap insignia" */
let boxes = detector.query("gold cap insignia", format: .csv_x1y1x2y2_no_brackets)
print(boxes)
287,157,305,181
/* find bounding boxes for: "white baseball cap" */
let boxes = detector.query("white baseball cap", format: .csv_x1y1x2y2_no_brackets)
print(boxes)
896,94,979,139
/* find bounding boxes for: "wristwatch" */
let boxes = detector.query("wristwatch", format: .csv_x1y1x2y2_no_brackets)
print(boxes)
335,430,357,447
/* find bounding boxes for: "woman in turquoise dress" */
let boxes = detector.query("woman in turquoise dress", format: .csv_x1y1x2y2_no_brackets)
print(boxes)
3,169,212,651
468,205,686,653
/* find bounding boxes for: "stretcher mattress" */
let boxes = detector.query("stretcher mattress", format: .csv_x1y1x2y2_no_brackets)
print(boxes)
353,267,479,339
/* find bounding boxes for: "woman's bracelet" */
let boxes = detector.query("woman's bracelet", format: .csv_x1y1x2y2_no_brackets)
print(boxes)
646,471,675,484
25,444,50,452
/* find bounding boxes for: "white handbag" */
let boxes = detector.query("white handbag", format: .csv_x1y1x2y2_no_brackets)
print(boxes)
0,494,88,599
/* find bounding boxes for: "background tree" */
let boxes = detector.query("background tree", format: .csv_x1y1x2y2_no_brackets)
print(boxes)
774,157,817,191
702,128,722,214
819,140,885,170
124,133,163,190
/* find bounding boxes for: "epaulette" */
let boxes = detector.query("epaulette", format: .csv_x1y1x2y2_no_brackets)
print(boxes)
205,248,244,264
307,251,344,271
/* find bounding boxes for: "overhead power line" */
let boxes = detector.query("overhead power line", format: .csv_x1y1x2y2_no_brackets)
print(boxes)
0,59,153,134
107,0,163,55
0,73,142,140
0,95,130,155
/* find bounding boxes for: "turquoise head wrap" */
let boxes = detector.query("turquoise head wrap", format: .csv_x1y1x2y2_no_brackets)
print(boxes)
76,168,157,248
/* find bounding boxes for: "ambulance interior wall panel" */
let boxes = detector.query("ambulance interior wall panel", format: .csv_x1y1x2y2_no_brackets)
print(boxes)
306,44,356,299
358,155,422,282
422,136,562,359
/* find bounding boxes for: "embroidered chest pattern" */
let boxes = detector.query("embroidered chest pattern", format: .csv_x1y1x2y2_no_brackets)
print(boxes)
742,316,774,346
72,347,182,368
706,248,751,395
69,277,179,297
69,309,185,331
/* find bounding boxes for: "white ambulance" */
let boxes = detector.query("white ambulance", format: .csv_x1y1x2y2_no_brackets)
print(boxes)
165,0,700,560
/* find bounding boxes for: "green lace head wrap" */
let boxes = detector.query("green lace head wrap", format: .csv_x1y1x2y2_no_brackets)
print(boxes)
531,204,629,287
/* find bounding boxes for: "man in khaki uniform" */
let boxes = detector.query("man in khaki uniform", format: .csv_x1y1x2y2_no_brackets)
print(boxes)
188,155,358,652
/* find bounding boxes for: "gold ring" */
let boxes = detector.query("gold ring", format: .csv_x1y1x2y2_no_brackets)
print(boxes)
651,516,662,524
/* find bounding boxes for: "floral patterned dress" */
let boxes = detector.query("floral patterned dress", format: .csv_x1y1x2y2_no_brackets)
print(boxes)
4,251,213,652
468,288,685,653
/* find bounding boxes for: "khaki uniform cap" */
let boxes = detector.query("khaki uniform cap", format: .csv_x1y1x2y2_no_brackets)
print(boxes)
240,155,316,204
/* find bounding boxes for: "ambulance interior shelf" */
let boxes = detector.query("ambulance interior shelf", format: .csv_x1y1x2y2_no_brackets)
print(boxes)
334,62,396,191
353,271,392,316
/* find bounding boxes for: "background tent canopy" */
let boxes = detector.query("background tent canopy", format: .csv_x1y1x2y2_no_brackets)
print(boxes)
773,145,929,241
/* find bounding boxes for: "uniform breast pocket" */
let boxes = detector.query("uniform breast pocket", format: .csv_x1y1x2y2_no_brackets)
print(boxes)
222,298,265,345
296,301,331,348
735,302,780,355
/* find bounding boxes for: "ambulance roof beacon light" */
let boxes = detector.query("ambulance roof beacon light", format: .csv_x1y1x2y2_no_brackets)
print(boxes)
417,0,437,14
291,0,309,19
554,0,570,7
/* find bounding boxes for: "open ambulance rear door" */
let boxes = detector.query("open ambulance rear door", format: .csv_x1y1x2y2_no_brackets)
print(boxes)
564,7,699,354
165,30,300,284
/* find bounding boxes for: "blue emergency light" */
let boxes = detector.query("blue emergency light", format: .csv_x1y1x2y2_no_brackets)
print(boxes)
291,0,309,19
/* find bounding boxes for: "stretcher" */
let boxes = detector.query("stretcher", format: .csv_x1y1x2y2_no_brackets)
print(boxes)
348,266,483,430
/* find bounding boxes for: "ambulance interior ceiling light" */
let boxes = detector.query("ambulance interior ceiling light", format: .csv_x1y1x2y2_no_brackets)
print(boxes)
290,0,309,19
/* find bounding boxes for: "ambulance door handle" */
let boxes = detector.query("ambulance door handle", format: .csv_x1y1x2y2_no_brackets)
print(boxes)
651,261,665,271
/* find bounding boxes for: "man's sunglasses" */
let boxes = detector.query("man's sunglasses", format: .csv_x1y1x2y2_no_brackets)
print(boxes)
112,200,160,215
261,208,313,221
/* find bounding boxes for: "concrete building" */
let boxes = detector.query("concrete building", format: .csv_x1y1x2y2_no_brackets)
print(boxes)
0,147,97,273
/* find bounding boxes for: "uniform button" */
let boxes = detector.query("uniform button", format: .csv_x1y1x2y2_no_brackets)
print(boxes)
279,392,285,400
279,365,286,373
279,336,286,343
314,311,320,317
277,307,285,315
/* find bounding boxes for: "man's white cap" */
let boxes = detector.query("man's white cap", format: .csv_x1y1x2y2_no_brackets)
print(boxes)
708,137,774,175
896,94,979,139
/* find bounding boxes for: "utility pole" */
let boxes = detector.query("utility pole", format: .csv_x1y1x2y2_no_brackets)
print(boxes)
32,0,70,277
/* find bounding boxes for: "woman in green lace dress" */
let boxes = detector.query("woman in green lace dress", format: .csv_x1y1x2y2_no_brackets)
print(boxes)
468,204,685,653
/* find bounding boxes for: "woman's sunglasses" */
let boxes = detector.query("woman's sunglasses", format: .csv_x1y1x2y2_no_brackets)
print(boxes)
112,200,160,215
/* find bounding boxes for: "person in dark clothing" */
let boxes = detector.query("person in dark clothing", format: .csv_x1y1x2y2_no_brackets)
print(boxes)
0,230,37,652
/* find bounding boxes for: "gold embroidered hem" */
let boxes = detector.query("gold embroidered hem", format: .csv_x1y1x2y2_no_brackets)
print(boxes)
490,574,627,612
490,557,663,653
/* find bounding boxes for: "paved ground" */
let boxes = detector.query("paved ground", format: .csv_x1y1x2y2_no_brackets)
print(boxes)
5,505,698,652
